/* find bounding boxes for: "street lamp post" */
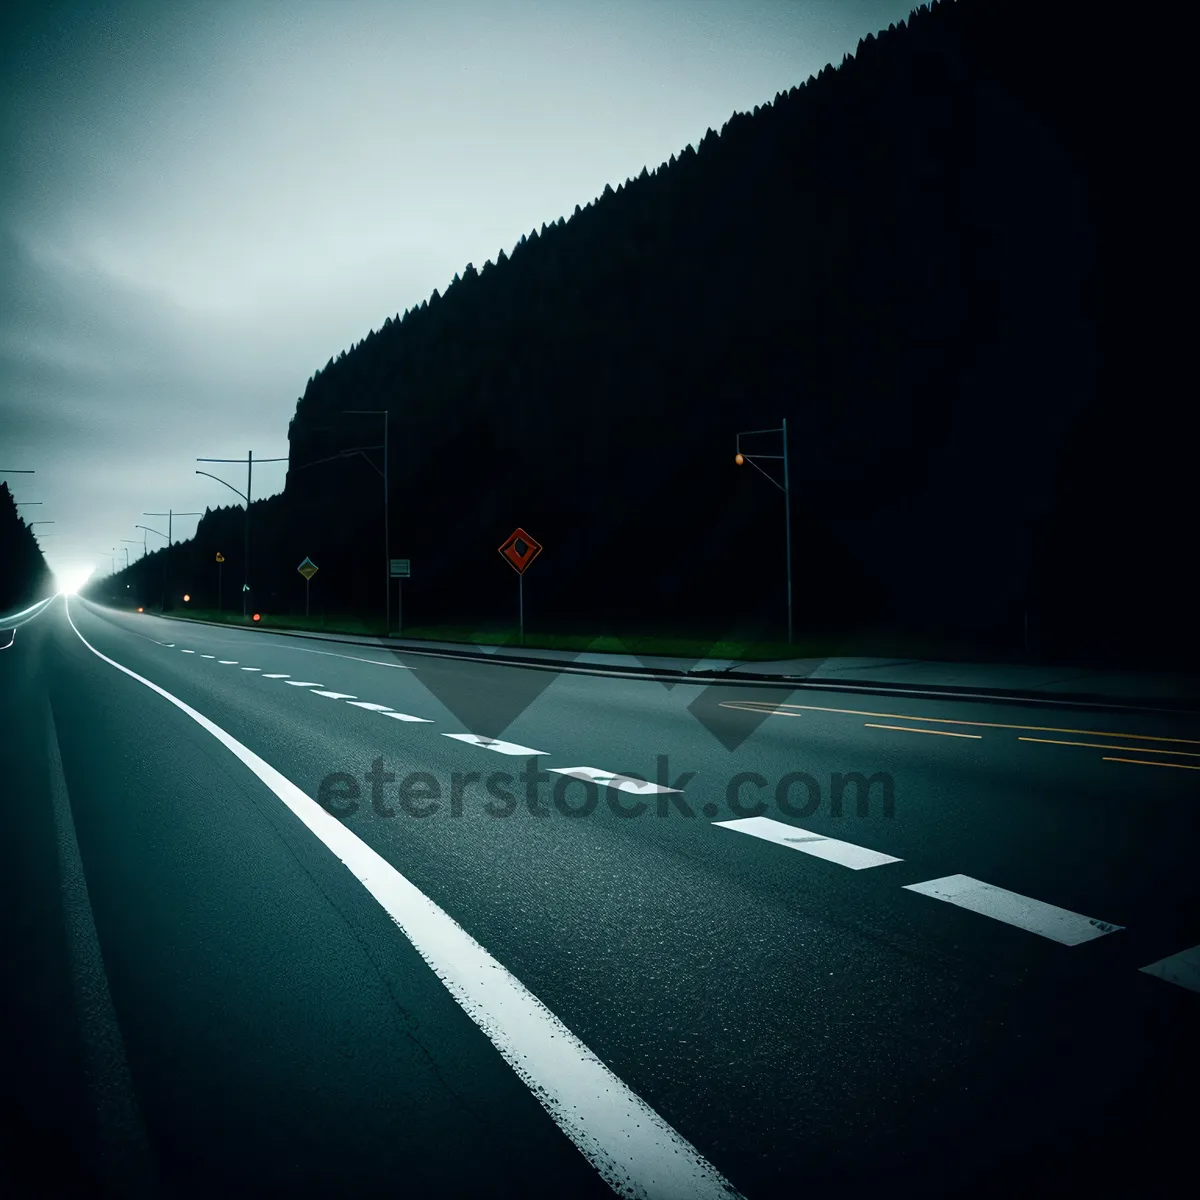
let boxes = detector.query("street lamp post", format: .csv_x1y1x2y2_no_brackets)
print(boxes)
144,510,202,613
196,450,287,617
734,418,793,645
135,524,166,562
295,411,390,631
346,411,390,635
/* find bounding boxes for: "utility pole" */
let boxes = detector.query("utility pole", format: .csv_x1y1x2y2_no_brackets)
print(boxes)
197,450,287,617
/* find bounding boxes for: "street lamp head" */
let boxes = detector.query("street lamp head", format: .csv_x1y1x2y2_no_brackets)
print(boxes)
735,453,745,466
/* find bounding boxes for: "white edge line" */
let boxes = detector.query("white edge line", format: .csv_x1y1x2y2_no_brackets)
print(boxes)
61,596,742,1199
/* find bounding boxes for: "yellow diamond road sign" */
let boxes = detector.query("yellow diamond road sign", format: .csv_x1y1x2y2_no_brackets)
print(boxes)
298,557,318,580
215,551,225,563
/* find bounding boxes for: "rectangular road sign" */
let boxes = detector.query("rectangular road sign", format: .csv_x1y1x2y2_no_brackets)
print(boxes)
390,559,410,578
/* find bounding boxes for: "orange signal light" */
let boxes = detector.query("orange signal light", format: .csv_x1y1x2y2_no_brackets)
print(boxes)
252,613,261,621
735,452,744,465
183,594,190,602
137,606,144,613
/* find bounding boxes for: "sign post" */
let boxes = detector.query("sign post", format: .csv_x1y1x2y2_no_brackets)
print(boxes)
297,557,318,616
390,560,410,636
215,551,225,611
497,528,542,646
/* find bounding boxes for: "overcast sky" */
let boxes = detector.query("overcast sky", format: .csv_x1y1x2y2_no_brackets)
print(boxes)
1,0,920,581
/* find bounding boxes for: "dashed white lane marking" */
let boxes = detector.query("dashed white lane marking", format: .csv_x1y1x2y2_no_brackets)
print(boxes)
347,702,394,712
1140,944,1200,993
180,649,195,654
218,660,238,665
312,691,356,700
276,646,416,670
241,667,261,672
715,816,902,869
63,598,742,1200
1104,756,1200,770
549,766,682,795
285,681,321,687
443,734,546,756
903,875,1123,945
864,723,981,739
383,712,435,723
200,654,215,658
262,673,290,678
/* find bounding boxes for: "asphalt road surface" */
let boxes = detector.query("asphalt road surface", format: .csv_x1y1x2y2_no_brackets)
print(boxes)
2,595,1198,1199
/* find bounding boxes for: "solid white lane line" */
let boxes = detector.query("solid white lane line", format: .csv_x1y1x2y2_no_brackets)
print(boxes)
443,734,547,756
347,702,394,712
383,712,435,723
312,691,357,700
715,816,902,869
549,766,682,795
903,875,1123,945
62,597,741,1200
1140,944,1200,993
285,681,321,687
262,673,290,678
0,629,13,650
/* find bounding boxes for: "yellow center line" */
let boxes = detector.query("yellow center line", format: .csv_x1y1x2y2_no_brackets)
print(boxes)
718,700,1199,745
1019,736,1200,758
865,723,982,739
1103,757,1200,770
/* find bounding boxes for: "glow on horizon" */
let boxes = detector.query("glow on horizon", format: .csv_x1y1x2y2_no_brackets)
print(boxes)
54,565,94,595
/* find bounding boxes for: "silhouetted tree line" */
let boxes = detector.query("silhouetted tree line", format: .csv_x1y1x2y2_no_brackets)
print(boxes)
0,483,52,612
108,0,1190,665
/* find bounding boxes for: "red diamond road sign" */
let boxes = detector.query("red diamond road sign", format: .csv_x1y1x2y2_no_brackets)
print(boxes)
498,527,543,575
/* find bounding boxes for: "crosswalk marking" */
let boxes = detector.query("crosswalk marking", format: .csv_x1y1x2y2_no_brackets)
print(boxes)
548,766,681,794
1140,944,1200,993
443,734,545,755
714,816,902,869
904,875,1122,945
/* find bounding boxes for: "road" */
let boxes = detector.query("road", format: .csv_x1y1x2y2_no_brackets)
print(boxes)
2,595,1197,1199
